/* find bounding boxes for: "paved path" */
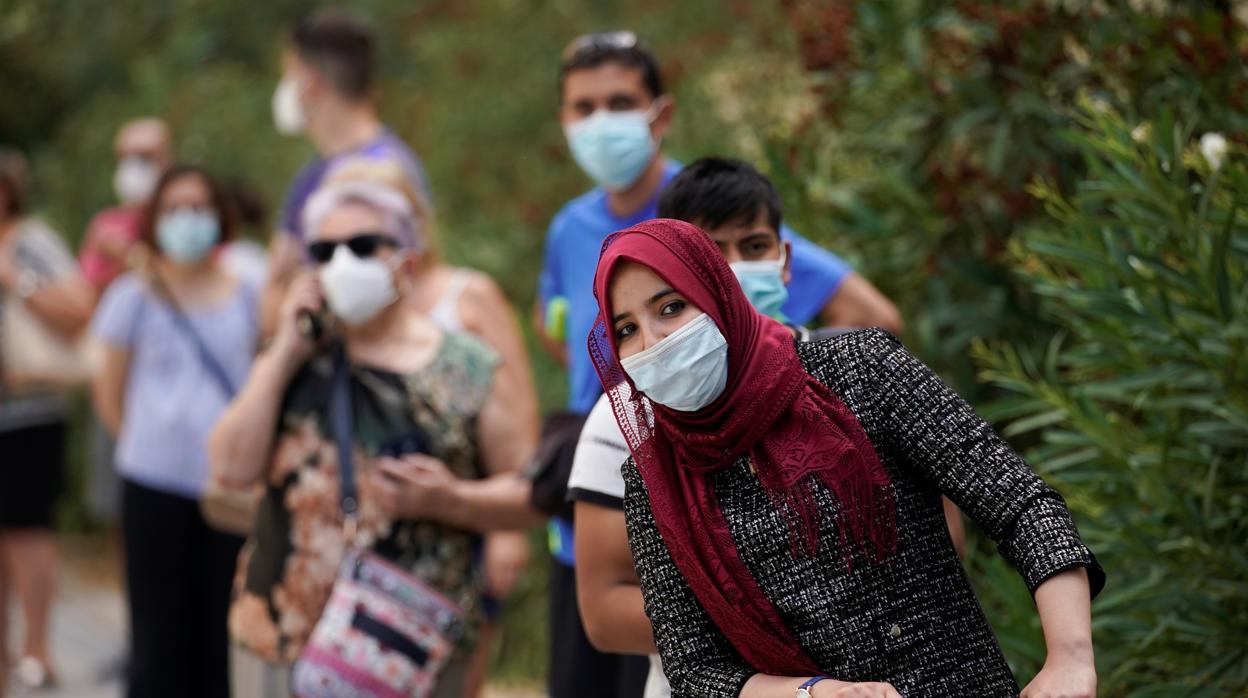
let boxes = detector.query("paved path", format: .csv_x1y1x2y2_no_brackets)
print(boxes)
5,541,124,698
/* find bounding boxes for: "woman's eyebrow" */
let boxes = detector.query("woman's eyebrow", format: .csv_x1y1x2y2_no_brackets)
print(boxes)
646,288,676,306
612,288,677,323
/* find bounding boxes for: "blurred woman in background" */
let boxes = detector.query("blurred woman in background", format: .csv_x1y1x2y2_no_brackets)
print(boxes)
322,157,540,696
210,177,540,697
0,147,94,691
91,164,257,697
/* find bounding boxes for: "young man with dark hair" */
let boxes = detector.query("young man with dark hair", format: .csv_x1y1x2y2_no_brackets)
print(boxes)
259,8,431,335
536,33,900,698
658,158,794,321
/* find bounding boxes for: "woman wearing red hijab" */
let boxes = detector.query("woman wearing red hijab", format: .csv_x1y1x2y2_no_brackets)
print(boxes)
590,219,1103,698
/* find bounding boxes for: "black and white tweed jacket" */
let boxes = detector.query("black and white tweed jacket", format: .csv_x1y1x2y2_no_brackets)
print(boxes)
623,329,1105,697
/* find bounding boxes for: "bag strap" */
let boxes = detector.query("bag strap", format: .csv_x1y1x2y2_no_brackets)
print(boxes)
328,343,360,530
145,269,238,398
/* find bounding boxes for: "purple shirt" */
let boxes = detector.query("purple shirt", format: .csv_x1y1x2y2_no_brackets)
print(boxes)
280,128,430,241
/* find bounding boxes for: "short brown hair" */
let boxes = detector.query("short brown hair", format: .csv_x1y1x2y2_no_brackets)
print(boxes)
139,165,237,252
289,9,375,101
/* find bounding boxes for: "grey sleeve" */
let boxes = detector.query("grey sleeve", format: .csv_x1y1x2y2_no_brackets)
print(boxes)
622,459,755,698
858,329,1105,596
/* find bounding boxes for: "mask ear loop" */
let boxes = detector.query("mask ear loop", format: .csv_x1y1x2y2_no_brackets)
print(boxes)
644,95,672,124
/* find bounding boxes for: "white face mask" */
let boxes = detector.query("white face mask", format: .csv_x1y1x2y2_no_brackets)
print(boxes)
272,76,307,135
113,156,160,204
620,312,729,412
318,245,399,326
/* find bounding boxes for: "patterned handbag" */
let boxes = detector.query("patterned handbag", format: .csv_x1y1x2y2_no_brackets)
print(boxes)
292,345,464,698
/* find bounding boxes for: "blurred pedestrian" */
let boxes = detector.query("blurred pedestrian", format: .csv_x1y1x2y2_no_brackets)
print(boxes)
592,218,1102,697
90,165,256,698
211,179,539,697
78,118,175,532
79,118,175,298
322,157,540,697
259,7,431,338
533,34,902,698
218,180,271,289
0,147,94,690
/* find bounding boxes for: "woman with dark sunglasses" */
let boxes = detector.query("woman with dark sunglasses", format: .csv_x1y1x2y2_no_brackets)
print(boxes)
316,156,542,698
209,179,541,696
592,219,1103,698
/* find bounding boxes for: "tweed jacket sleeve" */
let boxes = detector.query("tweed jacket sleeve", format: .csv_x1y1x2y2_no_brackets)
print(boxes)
855,329,1105,595
623,469,755,697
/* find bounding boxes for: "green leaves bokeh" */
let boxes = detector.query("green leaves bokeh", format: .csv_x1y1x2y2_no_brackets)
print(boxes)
4,0,1246,692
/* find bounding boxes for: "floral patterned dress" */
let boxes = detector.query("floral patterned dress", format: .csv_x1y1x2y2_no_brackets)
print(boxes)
229,332,499,664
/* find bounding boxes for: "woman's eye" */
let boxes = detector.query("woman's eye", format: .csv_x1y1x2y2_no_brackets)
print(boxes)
615,323,636,340
660,300,686,317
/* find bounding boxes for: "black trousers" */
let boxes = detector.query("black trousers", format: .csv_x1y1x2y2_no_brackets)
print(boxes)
122,479,243,698
548,560,649,698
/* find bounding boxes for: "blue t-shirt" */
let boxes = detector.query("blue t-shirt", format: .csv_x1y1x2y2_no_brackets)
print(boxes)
538,159,852,413
91,273,259,499
280,128,431,241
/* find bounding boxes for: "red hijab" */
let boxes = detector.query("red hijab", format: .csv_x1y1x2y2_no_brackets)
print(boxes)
589,219,896,674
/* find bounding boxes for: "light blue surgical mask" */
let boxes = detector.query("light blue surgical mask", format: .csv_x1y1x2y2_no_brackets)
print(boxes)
564,101,664,191
620,312,728,412
156,208,220,263
730,246,789,321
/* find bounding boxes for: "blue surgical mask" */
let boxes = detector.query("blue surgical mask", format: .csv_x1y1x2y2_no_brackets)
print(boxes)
564,101,663,191
730,246,789,321
156,208,220,263
620,312,728,412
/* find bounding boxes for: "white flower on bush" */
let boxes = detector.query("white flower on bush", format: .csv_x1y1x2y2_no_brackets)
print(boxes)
1200,132,1228,171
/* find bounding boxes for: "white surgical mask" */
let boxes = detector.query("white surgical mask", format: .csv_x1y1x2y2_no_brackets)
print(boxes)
318,245,399,326
563,100,664,191
272,76,307,135
730,245,789,321
114,156,160,204
620,312,728,412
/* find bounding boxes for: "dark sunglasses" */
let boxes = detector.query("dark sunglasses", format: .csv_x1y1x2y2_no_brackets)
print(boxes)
561,31,638,62
307,232,398,264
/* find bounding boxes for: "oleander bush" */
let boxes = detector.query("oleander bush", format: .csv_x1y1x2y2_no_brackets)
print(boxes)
970,104,1247,695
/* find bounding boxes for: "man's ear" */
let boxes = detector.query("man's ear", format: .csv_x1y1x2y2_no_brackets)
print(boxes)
650,95,676,140
781,240,793,286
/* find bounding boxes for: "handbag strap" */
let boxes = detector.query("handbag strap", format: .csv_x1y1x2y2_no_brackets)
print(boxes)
328,343,360,528
145,269,238,398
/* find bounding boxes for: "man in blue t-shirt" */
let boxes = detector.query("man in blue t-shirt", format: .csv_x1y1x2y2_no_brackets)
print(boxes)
535,32,902,698
259,9,431,335
536,33,900,417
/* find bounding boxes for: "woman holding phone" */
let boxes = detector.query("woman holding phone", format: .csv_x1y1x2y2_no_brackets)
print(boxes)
209,179,539,696
590,219,1103,697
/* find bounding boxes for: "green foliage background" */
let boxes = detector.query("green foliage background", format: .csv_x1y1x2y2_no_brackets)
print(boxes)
3,0,1246,693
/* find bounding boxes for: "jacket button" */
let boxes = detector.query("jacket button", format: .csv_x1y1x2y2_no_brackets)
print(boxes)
888,623,902,638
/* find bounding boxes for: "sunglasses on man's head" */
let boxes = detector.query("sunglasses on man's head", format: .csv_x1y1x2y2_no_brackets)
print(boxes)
307,232,398,264
561,31,638,62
